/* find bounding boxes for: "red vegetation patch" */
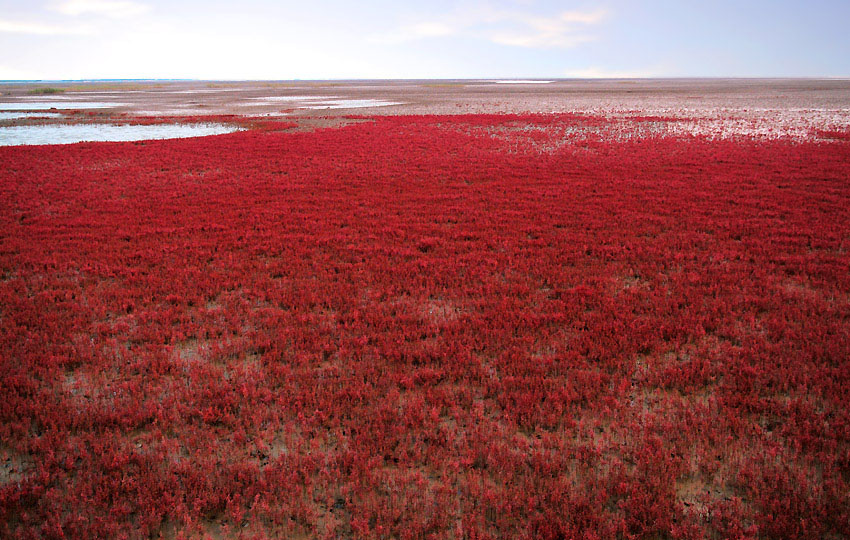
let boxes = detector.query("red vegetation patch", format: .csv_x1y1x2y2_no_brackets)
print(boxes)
1,114,849,539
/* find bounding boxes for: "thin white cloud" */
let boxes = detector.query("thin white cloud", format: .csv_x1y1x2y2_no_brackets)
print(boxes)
52,0,150,18
374,21,459,43
491,10,605,48
407,22,456,38
0,18,91,35
556,10,609,25
371,7,608,49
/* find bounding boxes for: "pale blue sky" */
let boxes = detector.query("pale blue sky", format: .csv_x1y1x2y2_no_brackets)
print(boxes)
1,0,848,80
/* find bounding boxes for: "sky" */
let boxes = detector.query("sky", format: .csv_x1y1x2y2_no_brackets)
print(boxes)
1,0,848,80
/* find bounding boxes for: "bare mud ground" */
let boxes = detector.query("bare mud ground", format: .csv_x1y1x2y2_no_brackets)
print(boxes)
2,78,849,139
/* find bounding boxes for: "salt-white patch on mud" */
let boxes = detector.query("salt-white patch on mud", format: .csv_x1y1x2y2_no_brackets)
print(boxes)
243,96,338,104
131,109,213,116
66,90,149,94
0,122,240,146
0,102,126,110
167,89,248,93
241,97,402,109
608,106,850,141
243,112,291,117
298,99,403,109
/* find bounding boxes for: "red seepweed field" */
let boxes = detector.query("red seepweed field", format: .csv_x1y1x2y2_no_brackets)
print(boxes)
1,113,850,538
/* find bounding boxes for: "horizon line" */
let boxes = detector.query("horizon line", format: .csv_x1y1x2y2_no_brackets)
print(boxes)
2,76,850,84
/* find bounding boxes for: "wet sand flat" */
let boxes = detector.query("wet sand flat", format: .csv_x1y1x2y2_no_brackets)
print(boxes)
2,78,848,116
2,78,849,141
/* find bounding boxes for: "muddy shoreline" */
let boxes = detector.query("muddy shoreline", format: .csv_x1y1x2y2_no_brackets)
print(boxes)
2,78,848,116
2,79,849,141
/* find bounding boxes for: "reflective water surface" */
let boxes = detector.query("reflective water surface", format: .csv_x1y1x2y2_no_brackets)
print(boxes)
0,123,240,146
0,112,64,120
0,102,125,110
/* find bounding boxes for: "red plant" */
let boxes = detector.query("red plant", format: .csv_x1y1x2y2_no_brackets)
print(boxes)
0,113,848,538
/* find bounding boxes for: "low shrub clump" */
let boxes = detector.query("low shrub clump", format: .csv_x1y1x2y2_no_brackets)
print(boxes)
25,87,65,95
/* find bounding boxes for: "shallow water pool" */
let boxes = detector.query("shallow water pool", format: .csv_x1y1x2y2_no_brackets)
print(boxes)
0,122,240,146
0,102,125,111
250,95,335,101
0,112,64,120
245,97,401,109
492,80,554,84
